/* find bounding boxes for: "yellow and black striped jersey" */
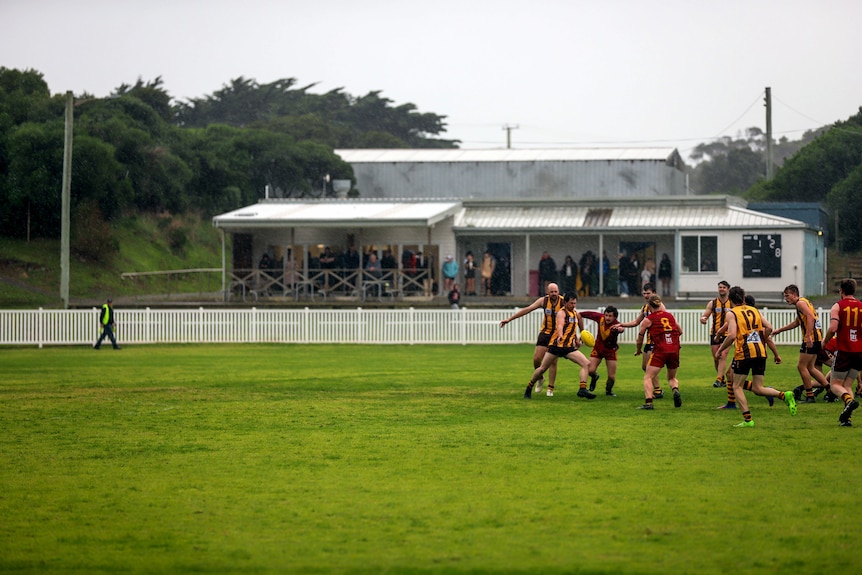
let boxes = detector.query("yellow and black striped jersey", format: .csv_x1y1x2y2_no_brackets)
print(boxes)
795,297,823,342
708,297,731,338
731,305,767,361
540,295,564,335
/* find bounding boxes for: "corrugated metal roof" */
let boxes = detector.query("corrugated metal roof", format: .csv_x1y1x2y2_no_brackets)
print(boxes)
213,200,461,228
212,198,807,232
336,148,679,163
454,204,806,231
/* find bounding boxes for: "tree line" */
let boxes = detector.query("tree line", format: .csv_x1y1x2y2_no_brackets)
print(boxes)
2,66,861,255
692,110,862,252
0,68,456,254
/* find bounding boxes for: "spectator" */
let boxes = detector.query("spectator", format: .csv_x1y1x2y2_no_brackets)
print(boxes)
642,258,655,290
319,246,336,269
560,255,577,295
617,252,631,297
442,255,459,293
259,253,275,272
381,249,397,270
463,251,477,296
538,251,557,296
402,249,418,292
381,249,398,290
416,251,432,294
658,253,672,296
481,251,495,296
365,253,382,279
601,251,611,293
491,254,509,295
448,282,461,309
627,252,641,296
342,245,360,270
365,253,382,297
341,245,360,293
579,251,595,297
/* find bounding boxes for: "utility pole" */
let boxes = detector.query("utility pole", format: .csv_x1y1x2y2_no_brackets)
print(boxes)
764,86,774,180
60,91,73,309
502,124,519,149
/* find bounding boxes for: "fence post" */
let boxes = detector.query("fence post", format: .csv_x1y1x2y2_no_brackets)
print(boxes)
251,307,257,343
199,307,204,343
459,307,467,345
409,307,415,345
38,308,43,349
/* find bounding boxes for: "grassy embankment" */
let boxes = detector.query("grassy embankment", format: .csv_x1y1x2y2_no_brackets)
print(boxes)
0,213,223,308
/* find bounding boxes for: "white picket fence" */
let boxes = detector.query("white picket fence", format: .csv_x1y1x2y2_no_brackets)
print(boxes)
0,307,829,348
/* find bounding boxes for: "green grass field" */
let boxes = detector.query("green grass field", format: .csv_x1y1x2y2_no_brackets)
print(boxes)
1,343,859,574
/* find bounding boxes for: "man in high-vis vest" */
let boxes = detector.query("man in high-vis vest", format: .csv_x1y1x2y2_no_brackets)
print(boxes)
93,297,120,350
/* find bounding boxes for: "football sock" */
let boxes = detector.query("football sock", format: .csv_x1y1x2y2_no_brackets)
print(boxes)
742,410,752,423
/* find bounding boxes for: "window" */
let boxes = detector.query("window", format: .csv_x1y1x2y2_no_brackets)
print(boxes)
682,235,718,273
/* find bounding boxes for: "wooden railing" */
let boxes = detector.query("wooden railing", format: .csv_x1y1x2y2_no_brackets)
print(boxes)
226,267,434,302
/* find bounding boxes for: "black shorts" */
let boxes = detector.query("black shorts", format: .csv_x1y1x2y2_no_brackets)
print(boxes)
710,335,726,346
833,351,862,374
734,357,767,377
799,340,823,355
644,343,655,353
548,346,576,358
536,332,553,348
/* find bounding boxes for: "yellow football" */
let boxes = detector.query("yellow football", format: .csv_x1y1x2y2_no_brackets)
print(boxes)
580,329,596,347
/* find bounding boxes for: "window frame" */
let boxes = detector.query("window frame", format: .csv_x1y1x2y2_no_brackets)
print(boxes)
681,235,718,274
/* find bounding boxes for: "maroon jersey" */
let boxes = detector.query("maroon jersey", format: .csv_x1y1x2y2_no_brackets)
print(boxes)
646,310,682,354
580,310,620,353
835,297,862,353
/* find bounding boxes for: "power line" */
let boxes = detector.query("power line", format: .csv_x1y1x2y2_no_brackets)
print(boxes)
772,94,828,126
449,92,858,149
711,90,765,138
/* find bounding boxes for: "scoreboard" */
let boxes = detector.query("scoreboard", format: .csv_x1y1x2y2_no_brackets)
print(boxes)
742,234,781,277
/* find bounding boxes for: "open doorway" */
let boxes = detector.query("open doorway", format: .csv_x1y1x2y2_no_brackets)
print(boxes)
618,241,656,296
486,242,511,296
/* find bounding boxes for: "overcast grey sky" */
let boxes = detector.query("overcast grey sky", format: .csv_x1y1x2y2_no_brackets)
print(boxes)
2,0,859,159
